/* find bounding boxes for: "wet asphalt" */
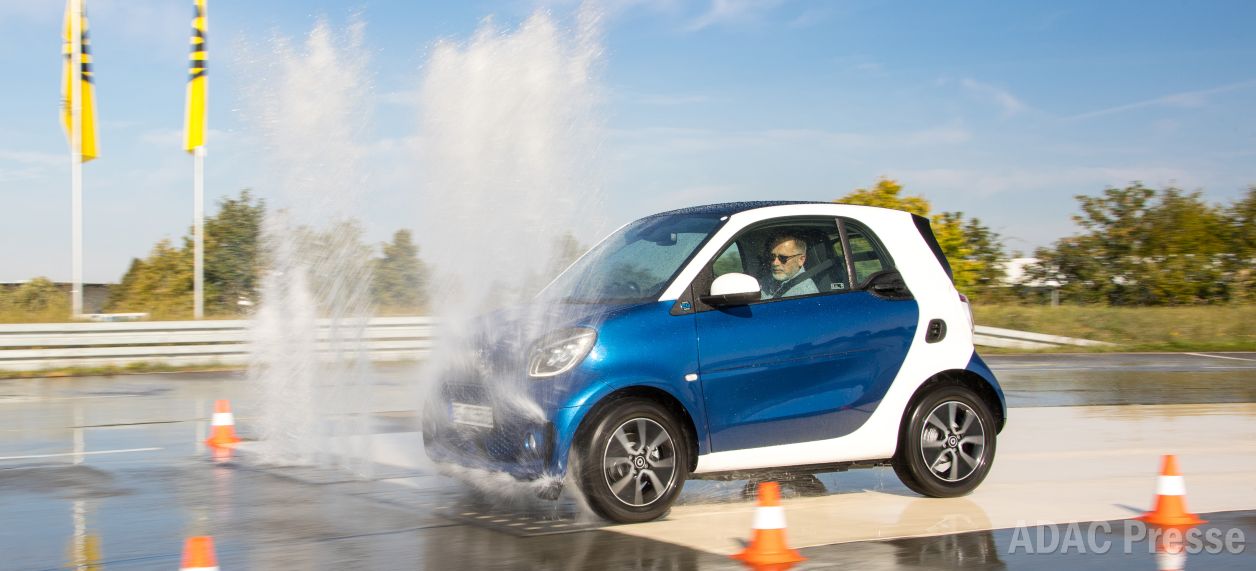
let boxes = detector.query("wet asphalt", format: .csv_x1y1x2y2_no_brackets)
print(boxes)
1,352,1253,570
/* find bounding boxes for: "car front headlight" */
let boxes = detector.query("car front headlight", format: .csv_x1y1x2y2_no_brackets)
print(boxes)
528,328,597,378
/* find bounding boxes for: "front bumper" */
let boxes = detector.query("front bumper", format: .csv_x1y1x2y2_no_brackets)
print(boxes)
422,383,560,480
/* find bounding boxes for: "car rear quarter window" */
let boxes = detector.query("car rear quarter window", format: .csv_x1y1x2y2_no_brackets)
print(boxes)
840,219,895,286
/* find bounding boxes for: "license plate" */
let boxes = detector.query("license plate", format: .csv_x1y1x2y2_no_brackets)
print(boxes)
451,403,494,429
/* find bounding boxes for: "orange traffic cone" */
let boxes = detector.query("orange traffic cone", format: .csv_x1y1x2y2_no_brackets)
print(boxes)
205,400,241,448
1137,455,1206,527
731,481,806,568
180,536,219,571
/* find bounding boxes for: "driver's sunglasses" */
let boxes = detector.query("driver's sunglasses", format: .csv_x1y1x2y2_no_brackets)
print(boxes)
769,252,803,264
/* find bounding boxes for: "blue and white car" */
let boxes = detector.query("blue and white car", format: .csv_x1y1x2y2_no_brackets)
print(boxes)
423,201,1006,523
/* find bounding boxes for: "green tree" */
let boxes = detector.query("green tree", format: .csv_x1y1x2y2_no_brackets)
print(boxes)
107,239,194,318
289,218,375,315
1228,187,1256,255
372,229,428,311
108,190,265,318
1029,184,1236,305
204,190,265,314
836,178,1007,297
839,178,930,217
107,258,145,311
548,232,587,276
1223,187,1256,302
0,277,69,322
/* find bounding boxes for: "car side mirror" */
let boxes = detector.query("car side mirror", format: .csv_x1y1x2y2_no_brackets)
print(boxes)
700,273,760,307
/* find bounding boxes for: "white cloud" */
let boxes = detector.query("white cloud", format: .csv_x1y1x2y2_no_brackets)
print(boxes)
687,0,785,31
611,123,972,156
1068,79,1256,121
959,78,1028,117
0,0,57,24
831,55,885,75
92,0,187,49
0,149,63,183
138,127,238,148
788,6,832,29
0,149,64,168
620,90,713,105
893,165,1194,199
602,121,974,164
660,184,739,209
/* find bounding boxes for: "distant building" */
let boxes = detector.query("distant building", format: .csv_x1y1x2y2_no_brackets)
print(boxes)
1002,257,1062,305
0,281,112,313
1002,257,1060,288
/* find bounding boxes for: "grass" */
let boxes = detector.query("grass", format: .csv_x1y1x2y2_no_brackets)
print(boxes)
973,303,1256,352
0,361,244,380
0,308,74,324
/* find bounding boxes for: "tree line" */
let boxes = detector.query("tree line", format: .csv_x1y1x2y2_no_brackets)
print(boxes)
836,179,1255,305
103,190,430,319
2,181,1252,322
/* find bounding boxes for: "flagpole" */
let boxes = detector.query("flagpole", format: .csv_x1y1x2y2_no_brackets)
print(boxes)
70,0,83,319
194,146,204,319
188,0,207,320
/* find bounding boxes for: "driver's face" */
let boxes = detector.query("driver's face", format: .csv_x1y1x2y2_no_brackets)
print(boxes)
769,239,806,281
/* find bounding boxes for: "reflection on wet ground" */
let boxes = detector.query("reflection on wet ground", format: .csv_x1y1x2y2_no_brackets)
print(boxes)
1,456,736,570
991,352,1256,408
1,353,1253,569
805,510,1256,570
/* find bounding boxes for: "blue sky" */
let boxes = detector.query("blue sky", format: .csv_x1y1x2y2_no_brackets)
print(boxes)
1,0,1253,282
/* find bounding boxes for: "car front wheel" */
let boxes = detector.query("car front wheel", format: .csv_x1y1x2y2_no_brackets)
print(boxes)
575,398,689,523
893,385,996,497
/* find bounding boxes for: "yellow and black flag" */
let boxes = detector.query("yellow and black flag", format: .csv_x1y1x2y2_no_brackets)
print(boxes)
184,0,207,152
60,0,98,161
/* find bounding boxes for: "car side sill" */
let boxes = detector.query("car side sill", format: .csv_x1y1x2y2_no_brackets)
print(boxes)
688,458,893,481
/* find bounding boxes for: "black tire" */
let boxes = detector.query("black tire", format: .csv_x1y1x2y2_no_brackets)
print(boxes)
574,398,689,523
893,384,996,498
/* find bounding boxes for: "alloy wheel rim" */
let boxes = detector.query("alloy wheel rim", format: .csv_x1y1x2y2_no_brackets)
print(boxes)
602,417,677,507
919,401,986,483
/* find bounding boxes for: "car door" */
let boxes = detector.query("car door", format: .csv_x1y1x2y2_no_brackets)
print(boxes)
692,217,919,453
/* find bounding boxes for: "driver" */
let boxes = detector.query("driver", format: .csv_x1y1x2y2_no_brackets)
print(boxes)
762,233,818,299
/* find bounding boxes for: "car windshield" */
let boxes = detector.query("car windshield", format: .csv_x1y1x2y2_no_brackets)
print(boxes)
541,213,725,304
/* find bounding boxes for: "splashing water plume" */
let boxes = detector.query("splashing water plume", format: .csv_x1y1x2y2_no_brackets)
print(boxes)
419,9,605,311
416,7,607,503
246,19,376,474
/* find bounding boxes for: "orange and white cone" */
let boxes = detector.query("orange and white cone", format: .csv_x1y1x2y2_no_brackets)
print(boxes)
205,400,241,448
731,481,806,568
180,536,219,571
1137,455,1206,527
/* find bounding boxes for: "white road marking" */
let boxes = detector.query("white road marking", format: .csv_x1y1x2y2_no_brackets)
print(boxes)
1187,352,1256,362
0,447,162,461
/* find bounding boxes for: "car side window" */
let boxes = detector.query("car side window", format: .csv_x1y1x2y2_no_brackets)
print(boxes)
712,242,744,277
703,219,851,304
841,219,895,286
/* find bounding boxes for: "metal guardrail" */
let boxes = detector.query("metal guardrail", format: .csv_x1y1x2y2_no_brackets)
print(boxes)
0,317,1109,373
974,325,1116,350
0,316,434,372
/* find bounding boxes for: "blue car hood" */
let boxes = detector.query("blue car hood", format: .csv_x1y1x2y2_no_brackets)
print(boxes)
437,300,646,409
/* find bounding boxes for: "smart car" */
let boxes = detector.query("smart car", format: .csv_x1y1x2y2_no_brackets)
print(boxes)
423,201,1006,523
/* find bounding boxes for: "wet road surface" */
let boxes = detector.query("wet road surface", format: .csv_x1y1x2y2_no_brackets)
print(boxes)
1,352,1253,569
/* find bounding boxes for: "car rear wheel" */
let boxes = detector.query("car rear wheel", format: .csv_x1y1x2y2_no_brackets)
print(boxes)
575,398,689,523
893,385,996,497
